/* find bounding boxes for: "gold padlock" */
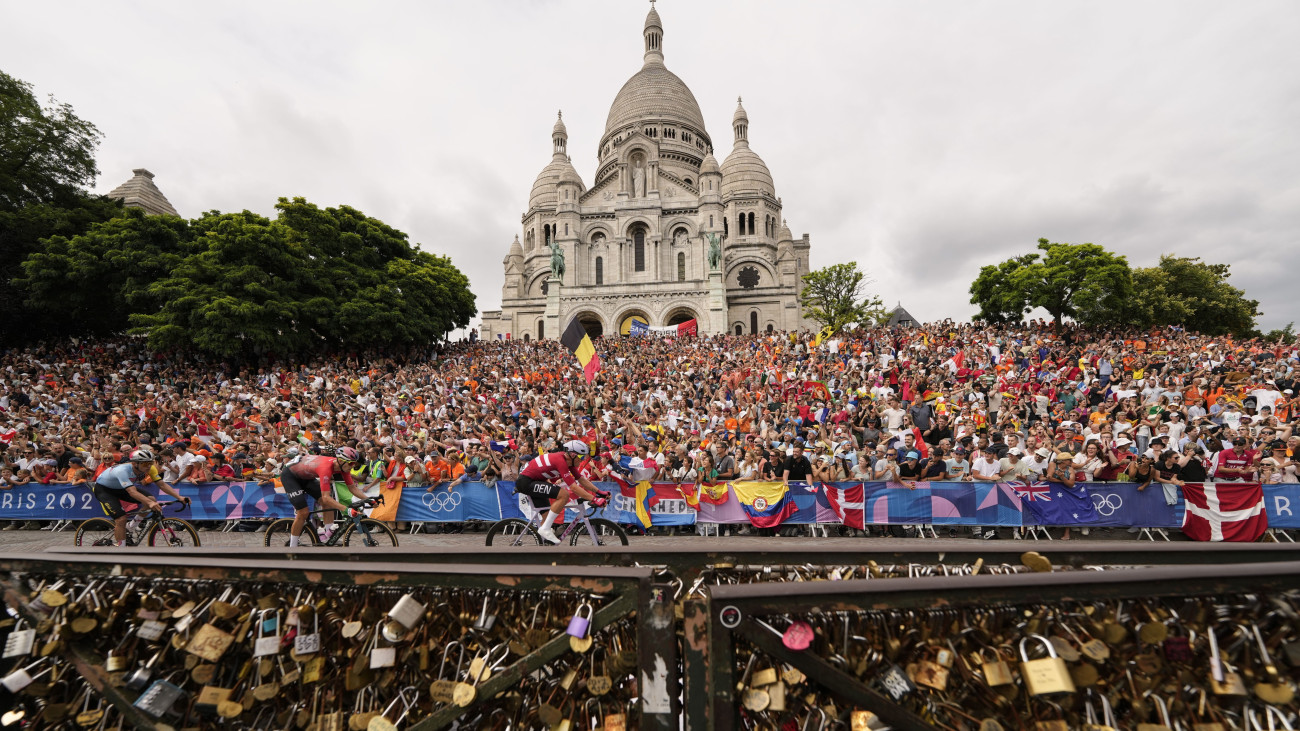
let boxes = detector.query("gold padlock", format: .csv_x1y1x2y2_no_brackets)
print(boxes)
979,648,1013,687
913,647,950,692
1019,634,1075,696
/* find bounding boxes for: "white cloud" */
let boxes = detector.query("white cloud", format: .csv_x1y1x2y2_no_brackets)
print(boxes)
3,0,1297,329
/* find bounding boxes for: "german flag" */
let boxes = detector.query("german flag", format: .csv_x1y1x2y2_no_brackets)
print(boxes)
560,316,602,383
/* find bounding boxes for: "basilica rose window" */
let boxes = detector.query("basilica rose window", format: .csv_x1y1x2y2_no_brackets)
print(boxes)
738,266,759,289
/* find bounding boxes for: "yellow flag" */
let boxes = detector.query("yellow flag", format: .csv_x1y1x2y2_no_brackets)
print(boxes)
634,480,652,529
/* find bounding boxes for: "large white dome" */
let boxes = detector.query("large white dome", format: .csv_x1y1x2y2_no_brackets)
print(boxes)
604,64,707,140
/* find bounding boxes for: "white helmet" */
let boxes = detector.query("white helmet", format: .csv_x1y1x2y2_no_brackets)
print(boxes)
129,447,155,463
563,440,590,457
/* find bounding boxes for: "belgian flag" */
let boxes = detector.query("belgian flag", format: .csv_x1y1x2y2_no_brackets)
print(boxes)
560,316,602,383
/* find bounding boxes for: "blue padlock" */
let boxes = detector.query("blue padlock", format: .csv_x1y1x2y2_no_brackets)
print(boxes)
566,602,593,639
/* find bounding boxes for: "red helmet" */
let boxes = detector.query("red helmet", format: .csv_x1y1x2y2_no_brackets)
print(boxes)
335,446,360,464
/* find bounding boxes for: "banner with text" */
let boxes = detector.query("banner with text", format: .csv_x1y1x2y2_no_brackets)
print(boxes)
3,480,1298,531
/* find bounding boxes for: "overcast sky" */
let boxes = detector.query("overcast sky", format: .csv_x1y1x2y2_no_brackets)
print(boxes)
4,1,1298,330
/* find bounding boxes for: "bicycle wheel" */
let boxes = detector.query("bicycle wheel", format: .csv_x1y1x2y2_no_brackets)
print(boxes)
148,518,201,547
569,518,629,547
263,518,318,547
73,518,118,547
485,518,541,548
343,519,398,547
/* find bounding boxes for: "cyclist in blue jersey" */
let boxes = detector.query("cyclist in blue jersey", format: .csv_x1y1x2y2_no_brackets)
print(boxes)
92,447,190,546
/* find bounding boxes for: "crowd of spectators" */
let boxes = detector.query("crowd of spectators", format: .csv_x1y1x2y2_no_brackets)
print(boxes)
2,321,1297,536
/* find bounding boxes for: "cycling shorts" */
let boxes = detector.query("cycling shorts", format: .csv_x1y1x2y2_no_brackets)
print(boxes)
515,474,562,509
92,482,140,519
281,468,323,511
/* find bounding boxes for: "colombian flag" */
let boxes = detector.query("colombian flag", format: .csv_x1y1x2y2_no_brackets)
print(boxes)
560,317,602,383
730,481,798,528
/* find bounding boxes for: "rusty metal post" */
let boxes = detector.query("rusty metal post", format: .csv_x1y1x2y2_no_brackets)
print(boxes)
708,596,737,731
636,581,678,730
680,598,710,731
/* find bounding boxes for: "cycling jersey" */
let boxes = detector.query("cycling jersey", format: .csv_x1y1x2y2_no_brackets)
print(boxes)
96,462,161,492
285,455,357,489
520,452,578,487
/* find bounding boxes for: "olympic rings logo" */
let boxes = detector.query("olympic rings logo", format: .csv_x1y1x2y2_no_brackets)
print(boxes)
422,490,463,512
1091,493,1122,517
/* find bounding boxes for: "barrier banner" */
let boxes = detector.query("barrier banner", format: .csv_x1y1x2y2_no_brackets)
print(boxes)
2,481,1299,533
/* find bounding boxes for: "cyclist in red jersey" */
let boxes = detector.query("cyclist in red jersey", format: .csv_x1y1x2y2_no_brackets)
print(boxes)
518,440,609,544
282,447,360,547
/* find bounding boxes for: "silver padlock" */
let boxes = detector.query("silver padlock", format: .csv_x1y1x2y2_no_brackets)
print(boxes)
254,609,281,657
367,629,396,669
2,659,50,693
2,619,35,658
294,612,320,655
134,678,186,718
474,596,497,633
137,618,167,642
388,594,425,629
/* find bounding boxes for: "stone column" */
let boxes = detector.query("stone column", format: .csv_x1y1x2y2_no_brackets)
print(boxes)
545,277,561,340
707,270,727,335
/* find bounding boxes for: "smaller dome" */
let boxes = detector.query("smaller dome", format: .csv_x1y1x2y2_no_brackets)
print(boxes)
553,111,567,137
558,158,583,186
777,218,793,242
700,152,720,175
508,234,523,257
721,146,773,197
530,156,586,209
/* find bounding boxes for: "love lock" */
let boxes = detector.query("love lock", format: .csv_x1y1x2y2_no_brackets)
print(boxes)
473,595,497,633
566,601,593,639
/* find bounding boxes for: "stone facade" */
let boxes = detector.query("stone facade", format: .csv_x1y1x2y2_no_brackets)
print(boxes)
479,3,813,341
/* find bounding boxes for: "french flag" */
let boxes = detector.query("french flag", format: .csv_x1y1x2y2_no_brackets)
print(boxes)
824,484,865,529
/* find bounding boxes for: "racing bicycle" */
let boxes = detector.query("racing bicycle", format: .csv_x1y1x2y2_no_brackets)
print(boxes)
263,496,398,547
485,498,629,548
74,501,200,548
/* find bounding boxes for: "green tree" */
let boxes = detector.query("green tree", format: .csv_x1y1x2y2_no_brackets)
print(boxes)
0,70,102,211
1125,255,1258,336
799,262,885,334
17,207,192,334
970,239,1132,325
123,199,476,357
969,254,1037,323
0,193,122,339
0,69,118,338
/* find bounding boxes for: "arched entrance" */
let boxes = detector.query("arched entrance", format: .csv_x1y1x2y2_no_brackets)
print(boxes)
573,311,605,338
617,309,650,336
664,307,699,326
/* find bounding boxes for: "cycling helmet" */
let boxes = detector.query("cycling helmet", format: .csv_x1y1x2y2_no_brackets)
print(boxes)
335,446,360,464
563,440,590,457
129,447,155,463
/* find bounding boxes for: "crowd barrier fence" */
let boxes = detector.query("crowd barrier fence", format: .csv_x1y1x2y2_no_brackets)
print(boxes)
2,479,1297,530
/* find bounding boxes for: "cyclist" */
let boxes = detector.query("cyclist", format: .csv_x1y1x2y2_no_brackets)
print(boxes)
91,447,191,547
517,440,609,544
281,445,360,547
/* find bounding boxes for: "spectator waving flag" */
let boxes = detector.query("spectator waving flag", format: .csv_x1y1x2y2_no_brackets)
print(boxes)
560,317,602,383
1014,480,1098,525
1181,482,1267,542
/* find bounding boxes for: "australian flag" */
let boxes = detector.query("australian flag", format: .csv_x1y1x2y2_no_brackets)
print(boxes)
1014,480,1098,526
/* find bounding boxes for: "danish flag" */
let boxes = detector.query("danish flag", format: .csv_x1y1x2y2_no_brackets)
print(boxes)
1181,482,1267,542
824,484,864,529
1014,481,1052,502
